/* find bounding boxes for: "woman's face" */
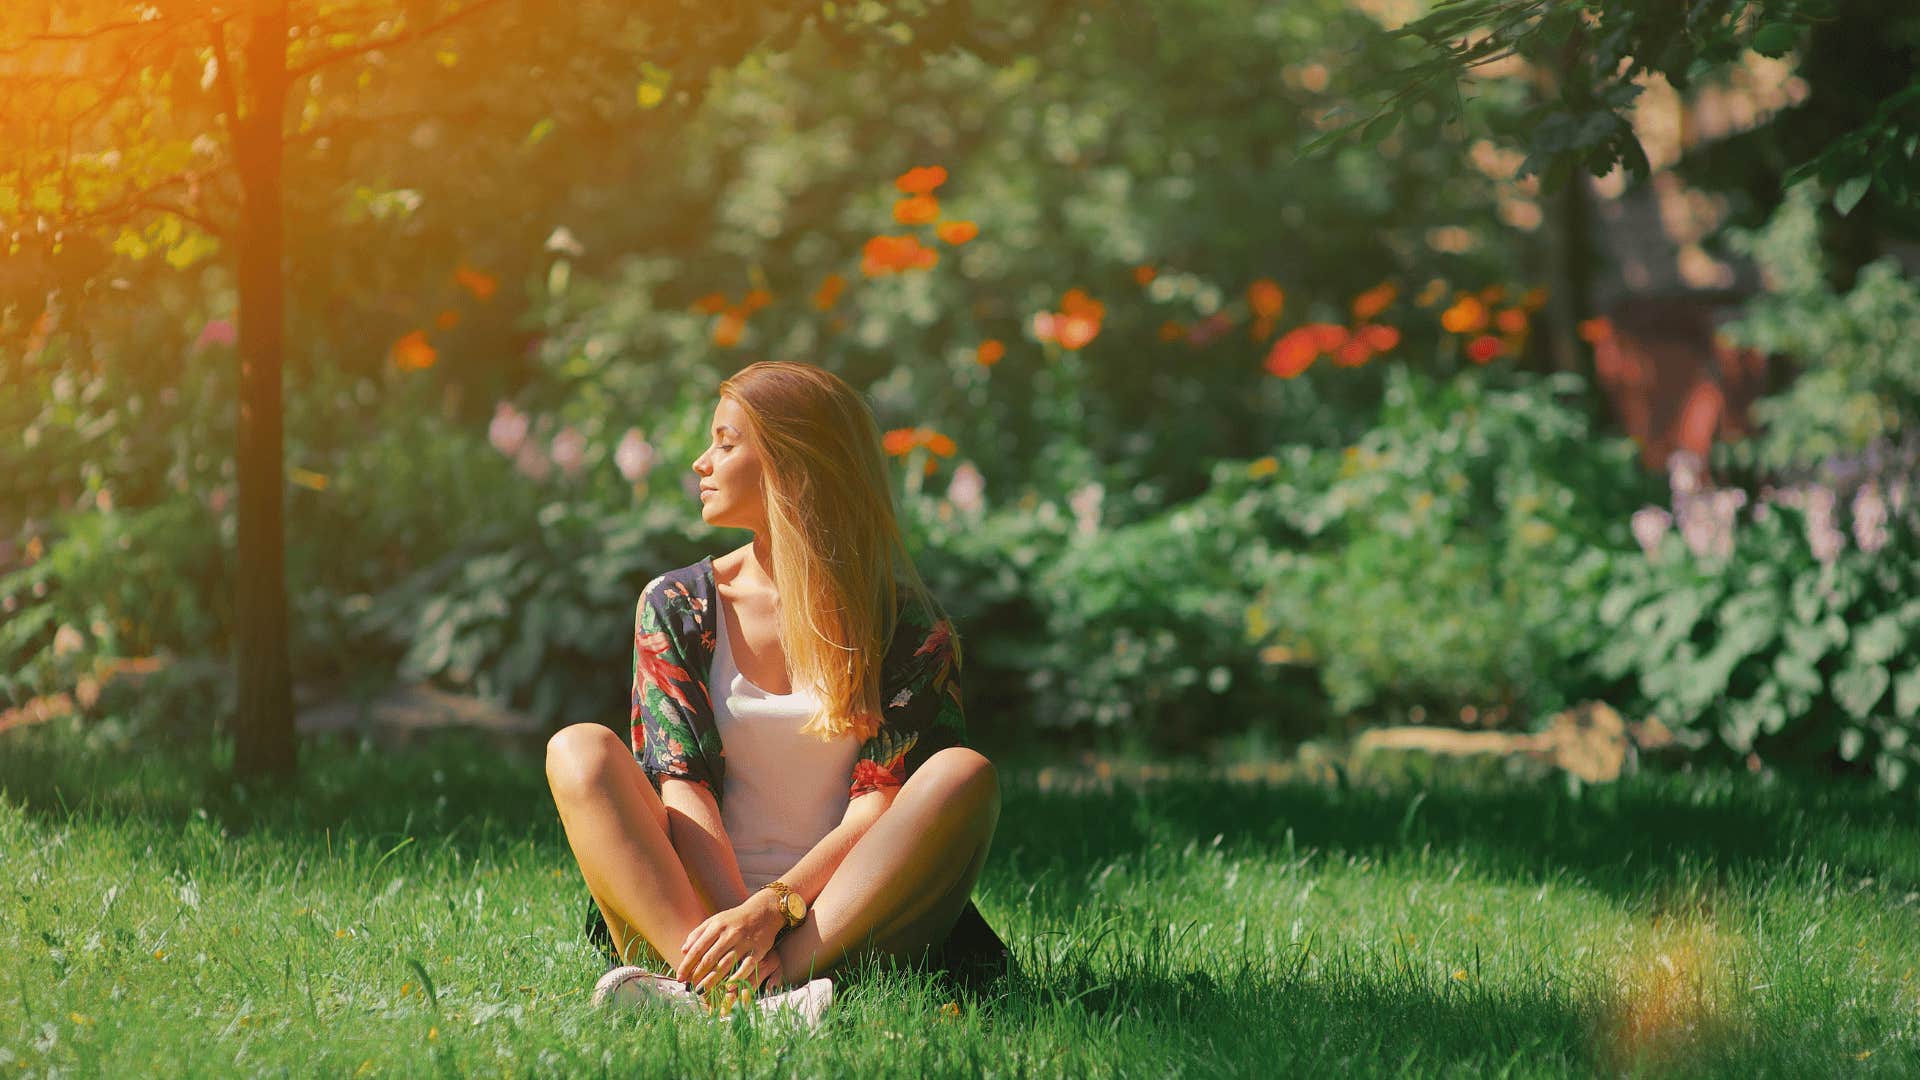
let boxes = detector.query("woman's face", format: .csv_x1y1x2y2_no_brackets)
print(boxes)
692,397,767,531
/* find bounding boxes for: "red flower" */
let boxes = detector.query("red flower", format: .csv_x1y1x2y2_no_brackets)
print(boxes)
1466,335,1505,364
1265,326,1319,379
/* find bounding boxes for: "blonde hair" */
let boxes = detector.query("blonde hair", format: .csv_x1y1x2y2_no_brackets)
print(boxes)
716,361,947,742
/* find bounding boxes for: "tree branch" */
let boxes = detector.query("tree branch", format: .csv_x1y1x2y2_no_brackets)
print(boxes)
286,0,510,79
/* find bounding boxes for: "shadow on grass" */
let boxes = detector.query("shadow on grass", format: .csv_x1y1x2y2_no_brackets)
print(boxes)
990,763,1920,911
5,720,1919,909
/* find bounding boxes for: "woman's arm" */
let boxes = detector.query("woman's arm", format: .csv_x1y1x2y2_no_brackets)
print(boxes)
659,776,750,913
675,786,896,990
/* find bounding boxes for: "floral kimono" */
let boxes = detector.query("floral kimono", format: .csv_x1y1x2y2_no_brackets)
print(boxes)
581,555,1006,983
629,553,967,801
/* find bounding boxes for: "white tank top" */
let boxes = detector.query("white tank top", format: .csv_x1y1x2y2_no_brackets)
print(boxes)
712,593,861,890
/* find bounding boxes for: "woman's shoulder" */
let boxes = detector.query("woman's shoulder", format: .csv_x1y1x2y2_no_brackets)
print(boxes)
639,555,717,619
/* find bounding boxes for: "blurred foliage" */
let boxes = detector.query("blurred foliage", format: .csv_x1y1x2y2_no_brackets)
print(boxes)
5,0,1918,790
1715,184,1920,471
1239,367,1653,723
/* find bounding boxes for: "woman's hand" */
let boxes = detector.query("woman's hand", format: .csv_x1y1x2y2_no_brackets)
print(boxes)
676,889,784,993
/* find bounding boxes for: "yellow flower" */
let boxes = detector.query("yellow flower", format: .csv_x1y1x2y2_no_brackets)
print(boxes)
1451,969,1468,982
1246,456,1279,479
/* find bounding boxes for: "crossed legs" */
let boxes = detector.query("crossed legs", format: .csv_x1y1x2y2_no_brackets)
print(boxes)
545,723,999,983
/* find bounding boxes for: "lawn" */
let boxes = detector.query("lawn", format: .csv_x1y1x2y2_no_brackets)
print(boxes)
3,724,1918,1078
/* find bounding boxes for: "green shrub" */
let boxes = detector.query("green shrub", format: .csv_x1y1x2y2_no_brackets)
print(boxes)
1588,451,1920,790
1239,366,1653,724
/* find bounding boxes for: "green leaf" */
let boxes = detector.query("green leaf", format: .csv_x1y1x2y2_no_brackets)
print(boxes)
1833,662,1890,720
1750,23,1798,58
1834,175,1872,217
1838,726,1865,762
1893,666,1920,719
1362,111,1401,146
1852,613,1905,666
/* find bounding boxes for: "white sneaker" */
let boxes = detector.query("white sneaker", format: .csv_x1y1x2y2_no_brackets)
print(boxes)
592,966,699,1011
743,977,834,1029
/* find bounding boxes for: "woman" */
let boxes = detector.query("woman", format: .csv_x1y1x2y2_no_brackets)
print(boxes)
545,361,1004,1014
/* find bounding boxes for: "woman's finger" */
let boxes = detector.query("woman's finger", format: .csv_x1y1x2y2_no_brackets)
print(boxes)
678,920,722,981
695,947,739,992
690,930,741,988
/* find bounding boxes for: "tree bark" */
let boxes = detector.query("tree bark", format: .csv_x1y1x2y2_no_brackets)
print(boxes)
232,0,295,780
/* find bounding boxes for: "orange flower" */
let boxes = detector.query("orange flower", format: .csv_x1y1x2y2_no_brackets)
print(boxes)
1133,265,1157,286
1249,315,1276,343
1465,335,1504,363
692,292,729,315
1157,320,1186,342
895,165,948,194
454,264,498,302
812,274,847,311
1333,339,1373,367
740,289,773,314
434,308,461,331
935,220,978,245
1356,323,1400,352
923,456,939,476
1056,314,1100,350
882,428,921,456
1247,278,1285,319
713,312,745,347
1414,278,1449,307
1351,282,1397,321
861,235,939,276
1440,296,1488,334
1578,317,1614,344
1495,307,1529,335
1478,285,1507,305
925,432,956,457
1520,286,1549,312
975,339,1005,367
1265,326,1319,379
391,330,437,370
894,195,940,225
1060,288,1105,321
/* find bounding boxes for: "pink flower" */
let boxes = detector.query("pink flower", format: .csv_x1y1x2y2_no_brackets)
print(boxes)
946,462,985,515
489,402,529,457
1852,482,1889,553
513,441,552,483
1630,506,1671,560
550,426,587,479
614,428,655,484
1068,482,1104,538
195,319,237,350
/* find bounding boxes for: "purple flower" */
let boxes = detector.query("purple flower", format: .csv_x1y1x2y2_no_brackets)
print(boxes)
489,401,529,457
614,428,655,484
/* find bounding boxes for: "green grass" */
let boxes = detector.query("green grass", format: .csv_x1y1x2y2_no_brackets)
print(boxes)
3,724,1919,1078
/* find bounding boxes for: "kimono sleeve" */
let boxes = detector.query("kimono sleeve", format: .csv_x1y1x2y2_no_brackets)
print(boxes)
631,576,716,797
849,605,966,800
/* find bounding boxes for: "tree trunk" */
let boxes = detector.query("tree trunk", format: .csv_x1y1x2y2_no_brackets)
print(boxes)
232,0,295,780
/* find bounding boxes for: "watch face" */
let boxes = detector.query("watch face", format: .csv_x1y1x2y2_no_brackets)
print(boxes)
784,894,804,920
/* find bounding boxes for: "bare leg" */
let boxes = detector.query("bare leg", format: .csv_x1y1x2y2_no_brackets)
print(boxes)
546,723,713,970
776,747,1000,980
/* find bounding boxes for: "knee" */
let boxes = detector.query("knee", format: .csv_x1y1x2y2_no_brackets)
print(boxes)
545,723,630,801
918,747,999,824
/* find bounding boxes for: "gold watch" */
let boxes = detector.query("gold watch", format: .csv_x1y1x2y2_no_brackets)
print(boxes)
763,880,806,930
